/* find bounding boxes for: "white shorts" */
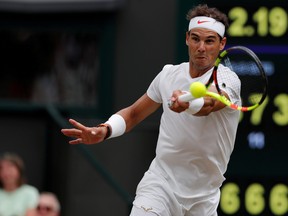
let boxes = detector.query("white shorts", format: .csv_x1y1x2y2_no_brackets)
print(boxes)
130,170,220,216
130,206,159,216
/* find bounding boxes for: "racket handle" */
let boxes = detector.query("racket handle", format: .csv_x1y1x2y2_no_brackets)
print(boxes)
167,92,194,107
178,92,194,102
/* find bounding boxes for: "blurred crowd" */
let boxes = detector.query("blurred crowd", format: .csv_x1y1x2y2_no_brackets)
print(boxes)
0,152,61,216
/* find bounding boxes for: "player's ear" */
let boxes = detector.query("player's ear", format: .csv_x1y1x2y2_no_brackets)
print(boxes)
220,37,226,50
186,31,190,46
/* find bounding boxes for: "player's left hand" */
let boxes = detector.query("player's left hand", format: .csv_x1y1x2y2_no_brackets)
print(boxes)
61,119,107,145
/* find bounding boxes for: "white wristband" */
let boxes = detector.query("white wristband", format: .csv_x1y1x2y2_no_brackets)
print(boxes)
185,97,204,115
105,114,126,139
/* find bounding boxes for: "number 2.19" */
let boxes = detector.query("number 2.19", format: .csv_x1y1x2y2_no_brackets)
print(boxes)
228,7,287,37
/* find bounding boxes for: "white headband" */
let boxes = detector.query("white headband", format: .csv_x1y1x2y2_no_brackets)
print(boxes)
188,16,225,37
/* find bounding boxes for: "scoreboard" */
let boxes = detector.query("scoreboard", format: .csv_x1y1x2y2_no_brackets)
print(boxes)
178,0,288,215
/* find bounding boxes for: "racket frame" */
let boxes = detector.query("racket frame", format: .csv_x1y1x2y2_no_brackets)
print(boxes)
206,46,268,111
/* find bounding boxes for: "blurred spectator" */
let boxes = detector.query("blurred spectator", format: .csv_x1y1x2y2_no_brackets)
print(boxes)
28,192,60,216
0,152,39,216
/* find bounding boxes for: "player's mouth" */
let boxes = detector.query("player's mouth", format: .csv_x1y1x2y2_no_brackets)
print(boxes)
196,55,207,60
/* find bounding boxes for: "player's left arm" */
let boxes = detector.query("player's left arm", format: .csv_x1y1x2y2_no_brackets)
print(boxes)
117,93,161,132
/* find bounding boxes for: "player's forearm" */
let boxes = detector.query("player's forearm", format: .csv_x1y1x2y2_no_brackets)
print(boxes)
117,94,160,132
116,107,145,133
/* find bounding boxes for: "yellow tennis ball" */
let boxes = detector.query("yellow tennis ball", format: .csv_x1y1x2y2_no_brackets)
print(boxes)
189,82,206,98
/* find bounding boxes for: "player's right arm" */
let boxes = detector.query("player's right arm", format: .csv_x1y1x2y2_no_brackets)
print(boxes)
61,93,160,145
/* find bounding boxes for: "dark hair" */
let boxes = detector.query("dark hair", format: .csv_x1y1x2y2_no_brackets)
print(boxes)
0,152,26,188
186,4,229,33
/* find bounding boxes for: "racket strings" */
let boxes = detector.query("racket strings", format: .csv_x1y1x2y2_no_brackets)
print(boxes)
221,51,266,107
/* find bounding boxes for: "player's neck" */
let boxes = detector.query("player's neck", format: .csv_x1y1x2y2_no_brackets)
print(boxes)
189,65,213,78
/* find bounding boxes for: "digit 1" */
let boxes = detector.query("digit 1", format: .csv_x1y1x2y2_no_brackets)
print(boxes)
253,7,269,37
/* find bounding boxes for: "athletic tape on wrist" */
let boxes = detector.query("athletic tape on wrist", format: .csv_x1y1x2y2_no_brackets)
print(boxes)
185,97,204,115
105,114,126,138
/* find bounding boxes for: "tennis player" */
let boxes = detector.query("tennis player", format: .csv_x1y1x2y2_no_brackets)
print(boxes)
61,4,241,216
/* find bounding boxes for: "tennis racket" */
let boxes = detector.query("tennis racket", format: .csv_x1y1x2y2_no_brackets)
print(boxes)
171,46,268,112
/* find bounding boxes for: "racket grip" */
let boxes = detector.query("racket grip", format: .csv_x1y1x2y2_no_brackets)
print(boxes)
178,92,194,102
167,92,194,108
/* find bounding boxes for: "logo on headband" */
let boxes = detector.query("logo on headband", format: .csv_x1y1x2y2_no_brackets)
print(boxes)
197,20,210,24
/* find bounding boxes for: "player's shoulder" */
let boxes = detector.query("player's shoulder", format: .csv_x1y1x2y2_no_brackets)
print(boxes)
161,62,188,73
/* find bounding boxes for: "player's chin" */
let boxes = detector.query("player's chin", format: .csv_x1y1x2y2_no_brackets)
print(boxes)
194,62,212,72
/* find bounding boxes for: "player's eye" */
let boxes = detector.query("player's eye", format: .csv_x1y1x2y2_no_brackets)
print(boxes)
205,39,216,44
190,36,199,42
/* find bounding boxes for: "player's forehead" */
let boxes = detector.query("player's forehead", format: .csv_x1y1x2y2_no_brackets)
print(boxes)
189,28,219,38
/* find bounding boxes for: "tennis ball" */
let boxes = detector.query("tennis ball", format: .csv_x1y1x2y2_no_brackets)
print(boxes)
189,82,206,98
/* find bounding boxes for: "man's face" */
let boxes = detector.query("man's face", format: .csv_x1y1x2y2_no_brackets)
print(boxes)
186,28,226,74
36,195,59,216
